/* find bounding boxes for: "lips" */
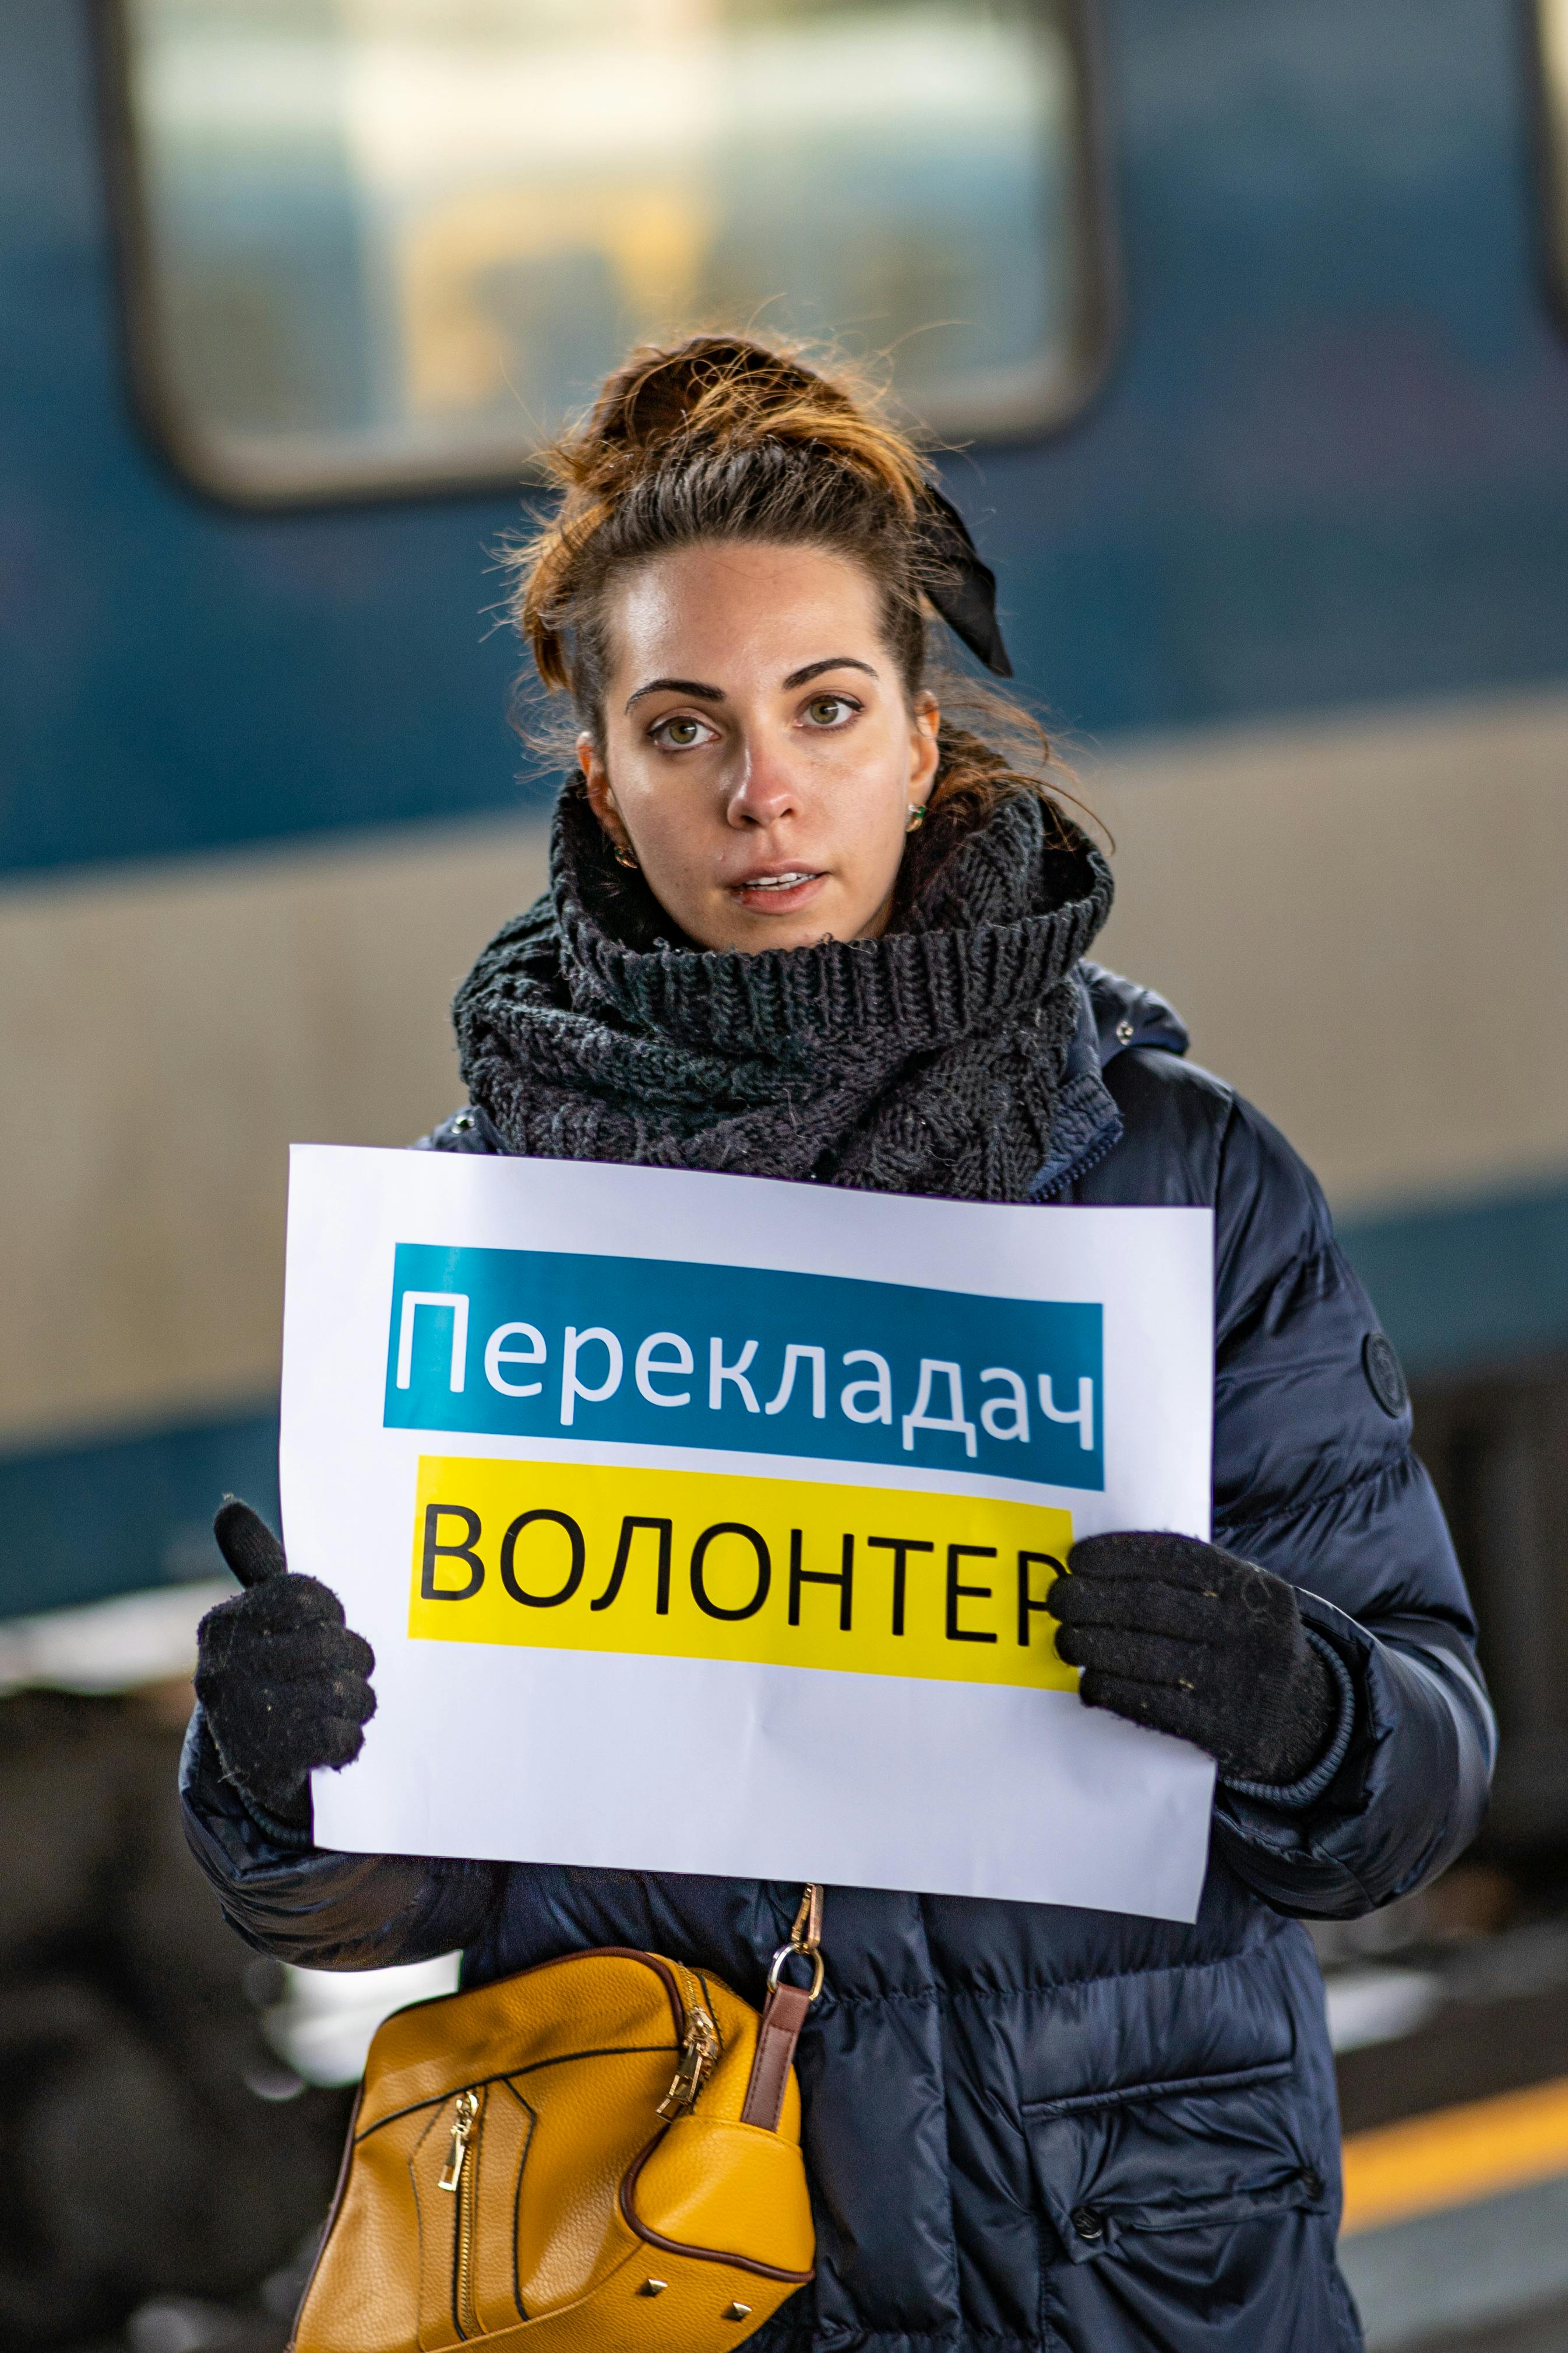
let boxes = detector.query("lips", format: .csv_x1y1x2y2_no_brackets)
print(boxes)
726,866,830,916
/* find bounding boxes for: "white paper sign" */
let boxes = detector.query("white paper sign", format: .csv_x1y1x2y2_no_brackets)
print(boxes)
281,1146,1217,1922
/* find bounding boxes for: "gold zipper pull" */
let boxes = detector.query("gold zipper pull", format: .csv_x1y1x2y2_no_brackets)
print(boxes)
439,2090,479,2193
790,1885,823,1958
657,2003,719,2119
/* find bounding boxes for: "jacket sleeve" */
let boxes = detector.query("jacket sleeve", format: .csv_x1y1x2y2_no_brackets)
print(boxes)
179,1708,503,1970
1203,1088,1495,1919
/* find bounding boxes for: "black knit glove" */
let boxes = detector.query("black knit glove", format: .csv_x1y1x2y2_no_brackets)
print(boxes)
1048,1532,1340,1789
195,1499,377,1830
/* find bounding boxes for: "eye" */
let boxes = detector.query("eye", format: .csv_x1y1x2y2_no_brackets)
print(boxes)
801,693,861,729
649,712,719,751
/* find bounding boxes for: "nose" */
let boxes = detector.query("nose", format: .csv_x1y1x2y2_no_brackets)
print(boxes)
725,736,798,830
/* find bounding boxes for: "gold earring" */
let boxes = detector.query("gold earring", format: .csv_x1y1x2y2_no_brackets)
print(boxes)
614,842,639,870
905,805,926,834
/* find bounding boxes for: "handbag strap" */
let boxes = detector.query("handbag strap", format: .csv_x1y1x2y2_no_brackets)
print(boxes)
740,1884,824,2132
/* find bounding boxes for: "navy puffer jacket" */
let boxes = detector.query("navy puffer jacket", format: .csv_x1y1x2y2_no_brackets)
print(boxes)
181,964,1493,2353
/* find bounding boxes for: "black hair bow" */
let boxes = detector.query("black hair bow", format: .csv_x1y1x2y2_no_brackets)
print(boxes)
919,487,1014,677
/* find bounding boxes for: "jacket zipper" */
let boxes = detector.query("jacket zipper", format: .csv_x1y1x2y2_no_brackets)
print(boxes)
1038,1116,1125,1202
439,2087,481,2338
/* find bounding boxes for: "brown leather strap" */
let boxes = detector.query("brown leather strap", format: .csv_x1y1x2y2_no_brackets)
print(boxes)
740,1981,811,2132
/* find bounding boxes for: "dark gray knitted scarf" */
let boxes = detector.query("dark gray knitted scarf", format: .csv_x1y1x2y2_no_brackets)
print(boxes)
454,783,1112,1202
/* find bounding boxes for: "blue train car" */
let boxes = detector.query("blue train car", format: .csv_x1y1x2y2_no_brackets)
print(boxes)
3,0,1567,1835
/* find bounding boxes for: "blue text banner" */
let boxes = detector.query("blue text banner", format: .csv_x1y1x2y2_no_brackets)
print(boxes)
383,1241,1104,1488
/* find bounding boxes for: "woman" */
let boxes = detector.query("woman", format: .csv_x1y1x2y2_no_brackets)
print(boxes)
185,339,1493,2353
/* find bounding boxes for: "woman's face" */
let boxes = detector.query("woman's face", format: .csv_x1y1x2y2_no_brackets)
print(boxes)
577,540,940,952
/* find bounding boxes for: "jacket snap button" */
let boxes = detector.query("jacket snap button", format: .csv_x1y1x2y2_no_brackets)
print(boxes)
1362,1330,1408,1417
1115,1019,1134,1044
1070,2205,1105,2242
453,1110,474,1133
1299,2168,1323,2200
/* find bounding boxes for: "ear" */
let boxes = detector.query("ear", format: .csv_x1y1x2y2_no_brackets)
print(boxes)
908,692,940,811
578,733,633,856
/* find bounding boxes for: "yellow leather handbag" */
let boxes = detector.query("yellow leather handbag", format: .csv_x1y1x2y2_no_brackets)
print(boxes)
290,1892,823,2353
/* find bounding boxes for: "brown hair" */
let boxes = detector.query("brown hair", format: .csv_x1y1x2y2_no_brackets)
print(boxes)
501,334,1087,889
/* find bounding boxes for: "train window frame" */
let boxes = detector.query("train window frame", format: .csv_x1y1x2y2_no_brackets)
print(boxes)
94,0,1120,511
1533,0,1568,339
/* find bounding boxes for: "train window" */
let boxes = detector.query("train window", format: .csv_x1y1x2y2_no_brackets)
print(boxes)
104,0,1112,507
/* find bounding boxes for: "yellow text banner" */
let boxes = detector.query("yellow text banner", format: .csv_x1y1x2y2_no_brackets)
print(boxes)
408,1455,1076,1693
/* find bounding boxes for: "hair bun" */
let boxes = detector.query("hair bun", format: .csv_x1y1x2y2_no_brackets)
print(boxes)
589,337,842,454
557,334,925,517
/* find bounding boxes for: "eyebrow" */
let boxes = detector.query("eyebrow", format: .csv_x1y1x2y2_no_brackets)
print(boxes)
783,657,878,690
623,656,878,714
624,676,726,712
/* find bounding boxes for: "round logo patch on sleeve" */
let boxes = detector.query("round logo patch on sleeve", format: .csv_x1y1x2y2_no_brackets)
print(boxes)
1362,1331,1409,1418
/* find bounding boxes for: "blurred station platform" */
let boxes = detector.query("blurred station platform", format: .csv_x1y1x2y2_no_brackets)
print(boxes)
1329,1874,1568,2351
